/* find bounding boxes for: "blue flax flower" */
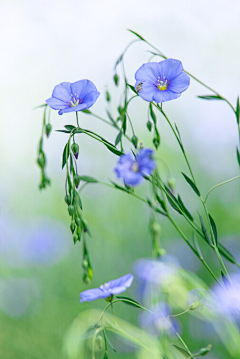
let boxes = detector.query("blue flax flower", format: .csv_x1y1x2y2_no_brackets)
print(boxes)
115,148,156,187
80,274,134,303
135,59,190,103
46,80,100,115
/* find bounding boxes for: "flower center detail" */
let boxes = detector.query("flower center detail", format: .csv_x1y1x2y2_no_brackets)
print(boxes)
156,77,168,91
69,93,82,107
131,162,139,172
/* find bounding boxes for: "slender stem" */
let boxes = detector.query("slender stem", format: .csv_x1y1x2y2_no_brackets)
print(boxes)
76,112,79,127
204,175,240,203
169,308,190,318
92,326,103,359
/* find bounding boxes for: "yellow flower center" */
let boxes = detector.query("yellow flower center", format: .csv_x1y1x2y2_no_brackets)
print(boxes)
70,98,80,107
131,162,139,172
156,77,168,91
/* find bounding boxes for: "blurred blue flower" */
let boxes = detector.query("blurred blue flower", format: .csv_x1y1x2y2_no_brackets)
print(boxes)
80,274,134,303
212,274,240,320
138,302,180,336
115,148,156,187
135,59,190,103
46,80,100,115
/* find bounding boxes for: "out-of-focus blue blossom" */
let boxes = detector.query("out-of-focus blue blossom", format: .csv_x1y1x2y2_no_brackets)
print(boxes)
0,218,70,268
115,148,156,187
135,59,190,103
46,80,100,115
133,256,180,305
138,302,180,336
212,274,240,320
0,279,40,317
80,274,134,303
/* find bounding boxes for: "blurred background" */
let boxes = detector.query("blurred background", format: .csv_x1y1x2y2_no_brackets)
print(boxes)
1,0,240,358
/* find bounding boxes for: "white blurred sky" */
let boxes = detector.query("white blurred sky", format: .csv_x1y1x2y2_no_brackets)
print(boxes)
0,0,240,207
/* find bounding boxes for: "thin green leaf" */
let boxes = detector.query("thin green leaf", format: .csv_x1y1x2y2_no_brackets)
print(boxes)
174,123,182,142
122,113,127,135
127,83,138,94
193,232,203,260
105,109,115,124
209,214,218,246
116,296,143,309
164,185,182,214
127,29,145,41
198,213,213,247
218,243,237,264
64,125,76,131
182,172,200,197
172,344,190,358
236,96,240,125
115,130,122,146
62,142,70,169
236,147,240,167
33,103,47,110
74,189,83,210
56,129,71,133
178,195,194,221
82,109,91,114
110,181,130,193
78,176,98,183
114,54,123,70
197,95,223,100
104,331,117,353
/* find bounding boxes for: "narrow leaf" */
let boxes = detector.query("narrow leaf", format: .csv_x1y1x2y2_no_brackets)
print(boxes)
182,172,200,197
64,125,76,131
236,147,240,167
164,185,182,214
74,189,83,210
236,96,240,125
122,113,127,134
198,213,213,247
105,110,115,124
56,129,71,133
82,109,91,114
218,243,237,264
127,83,138,94
110,181,130,193
178,195,194,221
114,54,123,70
62,142,70,169
115,130,122,146
172,344,190,358
127,29,145,41
209,214,218,246
197,95,223,100
116,296,143,309
78,176,98,183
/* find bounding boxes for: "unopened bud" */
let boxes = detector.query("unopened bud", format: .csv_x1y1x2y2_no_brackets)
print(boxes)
37,157,45,169
45,123,52,138
106,90,111,102
131,135,138,148
168,177,176,192
153,137,160,149
75,217,81,226
152,222,161,235
189,301,199,310
71,142,79,159
68,205,75,216
73,233,78,244
70,220,76,234
113,73,119,86
82,259,88,270
96,335,102,349
64,194,71,205
199,345,212,356
158,248,166,256
73,174,81,188
118,105,123,116
147,120,152,132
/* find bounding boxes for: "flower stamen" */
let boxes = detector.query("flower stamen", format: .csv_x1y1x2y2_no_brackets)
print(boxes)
70,97,80,107
131,162,139,172
156,77,168,91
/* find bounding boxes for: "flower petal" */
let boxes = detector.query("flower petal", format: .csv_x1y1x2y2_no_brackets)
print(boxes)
123,171,143,187
169,72,190,93
82,91,100,109
46,97,68,110
109,274,134,290
152,90,181,103
70,80,98,101
135,62,160,83
52,82,71,102
157,59,183,80
136,82,156,102
80,288,109,303
58,102,89,115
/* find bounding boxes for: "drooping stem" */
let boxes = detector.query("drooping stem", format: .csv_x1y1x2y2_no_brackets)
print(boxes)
204,175,240,203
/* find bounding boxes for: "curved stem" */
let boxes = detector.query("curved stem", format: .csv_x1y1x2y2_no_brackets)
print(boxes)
204,175,240,203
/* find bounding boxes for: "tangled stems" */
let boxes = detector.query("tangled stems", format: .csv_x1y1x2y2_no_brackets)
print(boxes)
153,103,231,280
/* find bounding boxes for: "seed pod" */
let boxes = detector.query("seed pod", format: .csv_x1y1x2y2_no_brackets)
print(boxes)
37,157,45,169
45,123,52,138
113,73,119,86
64,194,71,205
82,259,88,270
168,177,176,192
75,217,81,226
106,90,111,102
147,120,152,132
73,233,78,244
71,142,79,159
131,135,138,148
74,175,81,188
70,220,76,233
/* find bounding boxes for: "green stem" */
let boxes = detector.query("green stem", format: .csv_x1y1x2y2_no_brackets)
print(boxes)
204,175,240,203
76,112,79,127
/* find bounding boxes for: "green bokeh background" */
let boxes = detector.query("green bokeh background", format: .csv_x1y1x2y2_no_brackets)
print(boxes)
1,1,240,358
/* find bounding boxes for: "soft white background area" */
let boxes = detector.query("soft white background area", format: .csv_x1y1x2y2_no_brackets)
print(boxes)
0,0,240,207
